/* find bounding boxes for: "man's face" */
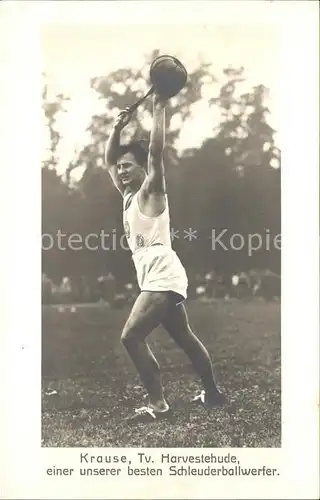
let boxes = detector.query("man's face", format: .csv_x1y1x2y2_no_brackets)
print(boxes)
117,152,145,186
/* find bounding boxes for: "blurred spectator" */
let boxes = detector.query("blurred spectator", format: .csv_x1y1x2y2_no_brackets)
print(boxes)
248,269,262,297
58,276,72,304
215,274,229,298
257,269,281,301
236,271,252,300
42,273,53,304
187,271,203,299
124,282,139,304
97,272,116,305
204,269,216,298
196,284,206,298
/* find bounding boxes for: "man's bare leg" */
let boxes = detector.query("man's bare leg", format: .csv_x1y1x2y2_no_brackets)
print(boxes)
162,301,225,406
121,291,170,413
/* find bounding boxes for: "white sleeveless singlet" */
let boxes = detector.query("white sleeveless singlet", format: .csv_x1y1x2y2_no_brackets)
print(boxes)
123,191,188,301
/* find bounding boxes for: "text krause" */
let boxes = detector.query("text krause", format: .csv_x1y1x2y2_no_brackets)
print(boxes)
80,454,128,463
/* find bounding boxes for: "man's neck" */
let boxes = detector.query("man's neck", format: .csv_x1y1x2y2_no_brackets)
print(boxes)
124,186,136,197
124,180,142,197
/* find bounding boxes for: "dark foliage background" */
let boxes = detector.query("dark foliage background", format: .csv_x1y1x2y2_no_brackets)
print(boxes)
42,53,281,288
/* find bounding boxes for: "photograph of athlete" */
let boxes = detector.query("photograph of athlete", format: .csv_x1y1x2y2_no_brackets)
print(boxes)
105,93,226,423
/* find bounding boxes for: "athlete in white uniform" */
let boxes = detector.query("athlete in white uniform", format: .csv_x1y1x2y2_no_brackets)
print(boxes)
105,93,226,423
124,189,188,301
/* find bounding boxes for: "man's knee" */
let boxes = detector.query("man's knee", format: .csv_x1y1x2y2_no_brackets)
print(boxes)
121,322,138,347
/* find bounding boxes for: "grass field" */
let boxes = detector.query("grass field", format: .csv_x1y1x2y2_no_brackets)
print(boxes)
42,299,281,448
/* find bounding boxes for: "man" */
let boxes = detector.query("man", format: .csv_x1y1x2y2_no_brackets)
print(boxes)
105,92,226,423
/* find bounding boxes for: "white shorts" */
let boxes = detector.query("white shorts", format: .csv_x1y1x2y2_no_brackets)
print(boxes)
132,245,188,302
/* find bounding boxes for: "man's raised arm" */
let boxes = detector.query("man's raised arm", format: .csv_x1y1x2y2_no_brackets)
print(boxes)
104,108,132,195
145,94,167,194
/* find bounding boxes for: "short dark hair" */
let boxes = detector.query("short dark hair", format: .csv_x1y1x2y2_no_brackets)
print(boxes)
117,140,148,168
